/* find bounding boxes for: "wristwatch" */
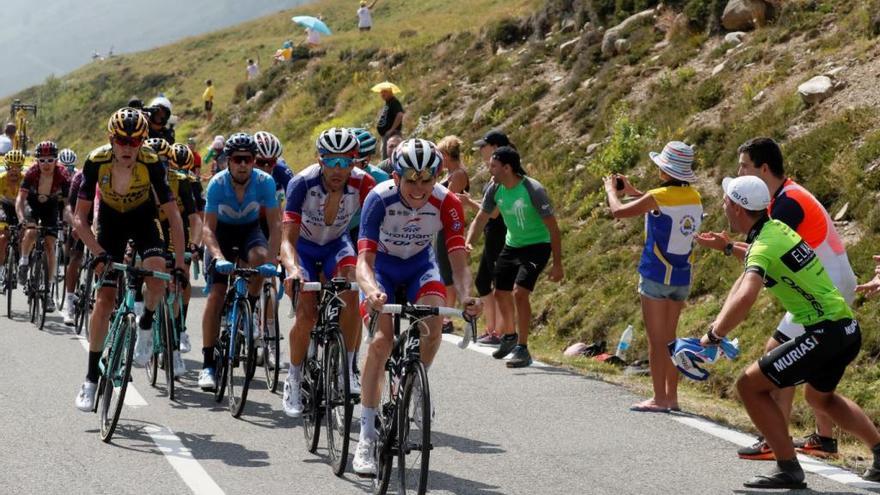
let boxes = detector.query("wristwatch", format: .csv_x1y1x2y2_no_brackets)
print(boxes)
723,243,734,257
706,325,722,344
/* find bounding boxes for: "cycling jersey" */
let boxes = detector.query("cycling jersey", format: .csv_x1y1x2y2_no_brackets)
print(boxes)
0,172,22,204
349,164,390,231
204,168,277,225
358,180,465,260
271,160,294,202
79,144,173,213
20,163,70,202
481,176,554,248
638,183,702,286
158,168,196,222
284,164,375,245
745,217,852,326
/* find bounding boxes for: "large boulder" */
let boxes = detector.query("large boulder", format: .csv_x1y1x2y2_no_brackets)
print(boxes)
721,0,767,31
797,76,834,105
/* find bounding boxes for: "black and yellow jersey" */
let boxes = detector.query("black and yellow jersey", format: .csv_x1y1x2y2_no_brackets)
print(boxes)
0,172,22,204
157,167,196,222
79,144,173,214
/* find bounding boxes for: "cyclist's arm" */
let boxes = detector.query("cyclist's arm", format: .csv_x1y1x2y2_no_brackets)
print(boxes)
73,199,103,256
160,201,186,267
202,212,223,260
448,249,474,305
15,189,27,224
356,250,385,309
264,206,282,262
280,221,302,278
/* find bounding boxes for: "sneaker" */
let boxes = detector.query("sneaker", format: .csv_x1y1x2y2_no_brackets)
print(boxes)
173,351,186,376
794,432,838,458
476,332,501,346
282,373,303,417
63,307,75,326
506,345,533,368
17,264,28,286
45,298,56,313
349,369,361,395
133,328,152,366
179,333,192,354
491,334,518,359
75,381,98,412
352,438,377,476
198,368,216,391
737,437,776,461
441,320,454,334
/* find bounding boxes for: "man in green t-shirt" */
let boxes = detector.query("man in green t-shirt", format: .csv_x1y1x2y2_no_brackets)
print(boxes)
465,146,563,368
700,175,880,489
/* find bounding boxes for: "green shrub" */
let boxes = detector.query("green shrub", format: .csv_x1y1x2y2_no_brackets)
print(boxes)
694,78,725,110
591,103,654,176
487,18,527,47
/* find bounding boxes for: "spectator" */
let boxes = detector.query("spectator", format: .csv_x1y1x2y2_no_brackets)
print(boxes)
274,41,294,64
204,135,227,176
435,136,471,333
187,137,203,177
604,141,702,412
375,86,404,159
376,134,403,174
203,80,215,122
0,123,15,155
465,146,564,368
127,97,144,109
457,130,510,345
305,26,321,48
358,0,379,32
246,59,259,81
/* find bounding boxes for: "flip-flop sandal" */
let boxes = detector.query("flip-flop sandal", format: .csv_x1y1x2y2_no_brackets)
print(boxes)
629,401,670,413
743,473,807,490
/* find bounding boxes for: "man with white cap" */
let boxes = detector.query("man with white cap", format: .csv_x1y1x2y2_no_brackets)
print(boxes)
700,175,880,489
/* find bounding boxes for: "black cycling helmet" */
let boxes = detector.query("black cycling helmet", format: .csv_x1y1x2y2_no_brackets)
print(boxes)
34,140,59,158
223,132,257,155
108,107,149,139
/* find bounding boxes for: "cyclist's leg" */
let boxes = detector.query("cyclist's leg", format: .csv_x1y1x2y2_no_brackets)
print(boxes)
359,269,397,412
405,261,446,367
242,221,269,297
134,218,169,328
65,240,84,295
324,236,359,353
0,227,8,266
19,204,37,269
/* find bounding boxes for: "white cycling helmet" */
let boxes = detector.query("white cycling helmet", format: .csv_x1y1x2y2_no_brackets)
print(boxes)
316,127,358,155
149,96,173,114
254,131,283,159
392,138,442,177
58,148,77,166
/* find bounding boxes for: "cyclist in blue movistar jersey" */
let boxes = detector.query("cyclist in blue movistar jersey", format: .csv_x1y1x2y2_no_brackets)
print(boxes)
198,132,281,391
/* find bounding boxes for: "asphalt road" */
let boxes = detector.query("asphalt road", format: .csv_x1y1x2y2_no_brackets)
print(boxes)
1,278,878,495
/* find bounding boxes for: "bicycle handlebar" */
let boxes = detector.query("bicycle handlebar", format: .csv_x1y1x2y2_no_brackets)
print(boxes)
109,262,172,282
368,303,478,349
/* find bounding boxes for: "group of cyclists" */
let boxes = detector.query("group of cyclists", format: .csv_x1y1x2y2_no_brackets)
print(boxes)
1,100,481,486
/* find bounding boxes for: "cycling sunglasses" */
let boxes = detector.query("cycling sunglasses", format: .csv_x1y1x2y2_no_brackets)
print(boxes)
255,158,277,168
399,168,435,182
230,154,255,165
37,157,57,164
114,136,144,148
321,156,354,169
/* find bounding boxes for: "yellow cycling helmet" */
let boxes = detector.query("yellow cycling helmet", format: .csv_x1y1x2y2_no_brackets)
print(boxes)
107,107,149,139
145,137,172,159
170,143,194,170
4,149,25,168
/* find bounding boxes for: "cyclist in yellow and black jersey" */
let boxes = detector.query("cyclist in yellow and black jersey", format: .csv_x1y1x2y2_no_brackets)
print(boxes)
0,150,25,282
73,107,187,412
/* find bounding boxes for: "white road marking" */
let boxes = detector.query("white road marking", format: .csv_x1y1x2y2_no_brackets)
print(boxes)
443,333,880,491
146,425,226,495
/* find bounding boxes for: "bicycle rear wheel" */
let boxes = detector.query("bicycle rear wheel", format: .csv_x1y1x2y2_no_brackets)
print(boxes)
302,352,322,453
397,362,431,494
53,237,64,309
4,243,14,319
37,255,49,330
325,329,352,476
75,266,95,340
159,299,175,400
372,370,397,495
213,331,228,402
228,300,255,418
261,286,280,393
99,313,136,442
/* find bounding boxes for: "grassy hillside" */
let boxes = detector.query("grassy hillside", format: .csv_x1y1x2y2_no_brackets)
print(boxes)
7,0,880,468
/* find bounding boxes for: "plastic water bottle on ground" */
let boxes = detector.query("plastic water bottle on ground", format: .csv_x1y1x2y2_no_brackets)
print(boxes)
615,324,634,360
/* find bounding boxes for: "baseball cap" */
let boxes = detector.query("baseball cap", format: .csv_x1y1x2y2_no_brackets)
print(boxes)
722,176,770,211
473,129,510,149
491,146,525,175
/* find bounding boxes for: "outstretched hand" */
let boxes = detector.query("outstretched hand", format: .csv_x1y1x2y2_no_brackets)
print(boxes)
695,231,730,251
856,276,880,298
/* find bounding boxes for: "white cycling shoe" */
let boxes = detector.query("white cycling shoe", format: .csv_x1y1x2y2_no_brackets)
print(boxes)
75,381,98,412
198,368,216,391
173,351,187,376
352,438,378,476
282,374,304,417
179,333,192,354
133,329,152,366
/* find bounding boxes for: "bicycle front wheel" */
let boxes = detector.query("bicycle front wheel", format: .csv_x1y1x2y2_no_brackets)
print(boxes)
302,353,322,453
325,329,352,476
228,300,255,418
261,286,280,392
159,299,175,400
75,266,95,340
213,331,228,403
100,313,136,442
37,255,49,330
372,369,397,495
398,362,431,494
4,244,14,319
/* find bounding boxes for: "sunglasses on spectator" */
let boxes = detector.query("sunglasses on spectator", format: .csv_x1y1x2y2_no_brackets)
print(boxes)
37,157,57,164
114,136,143,147
399,168,435,182
230,155,255,165
321,156,354,169
255,158,276,167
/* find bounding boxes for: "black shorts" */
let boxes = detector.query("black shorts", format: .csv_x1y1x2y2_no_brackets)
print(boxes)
205,100,213,112
759,318,861,393
475,219,506,296
24,200,60,231
205,221,268,285
493,242,551,292
161,218,191,254
96,203,166,263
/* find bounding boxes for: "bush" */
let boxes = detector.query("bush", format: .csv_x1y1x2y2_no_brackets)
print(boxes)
590,103,654,176
487,18,527,46
694,78,725,110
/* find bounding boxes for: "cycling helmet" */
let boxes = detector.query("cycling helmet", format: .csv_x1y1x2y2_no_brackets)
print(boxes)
108,107,149,139
4,149,25,167
316,127,358,155
392,139,441,177
148,96,173,126
170,143,194,170
144,137,172,159
351,128,377,157
34,140,59,158
223,132,257,155
254,131,283,159
58,148,77,167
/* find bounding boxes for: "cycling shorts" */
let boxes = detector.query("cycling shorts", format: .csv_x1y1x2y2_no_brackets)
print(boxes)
95,203,166,287
374,250,446,304
205,221,268,285
493,242,551,292
296,235,356,282
759,318,861,393
23,201,60,231
0,203,18,227
160,219,191,255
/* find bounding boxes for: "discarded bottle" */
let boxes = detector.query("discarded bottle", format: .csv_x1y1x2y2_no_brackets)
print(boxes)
615,324,634,360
